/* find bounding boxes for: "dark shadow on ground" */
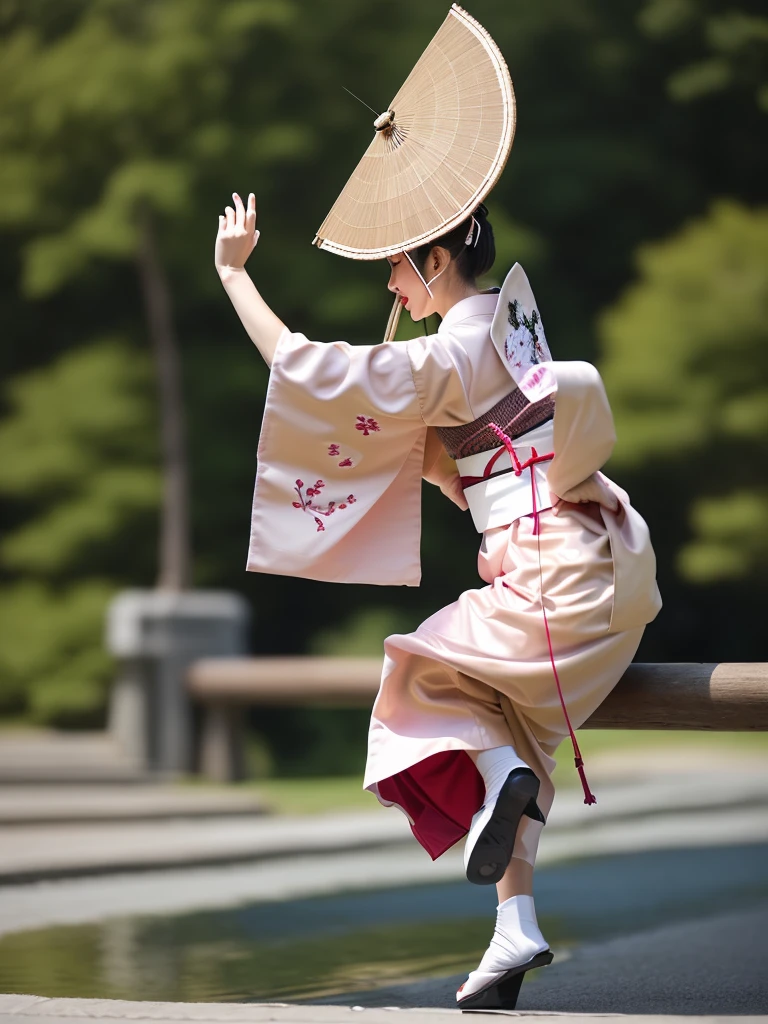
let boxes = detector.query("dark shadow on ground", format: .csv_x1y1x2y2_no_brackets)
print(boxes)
322,901,768,1015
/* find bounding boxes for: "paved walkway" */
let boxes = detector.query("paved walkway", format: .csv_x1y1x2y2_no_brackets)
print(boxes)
2,771,767,937
0,731,145,784
0,994,762,1023
2,747,766,1020
1,768,766,884
0,785,265,825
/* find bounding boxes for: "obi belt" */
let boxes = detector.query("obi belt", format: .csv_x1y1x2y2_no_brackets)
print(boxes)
456,419,554,533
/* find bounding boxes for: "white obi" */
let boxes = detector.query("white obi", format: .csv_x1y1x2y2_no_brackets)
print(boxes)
455,420,555,533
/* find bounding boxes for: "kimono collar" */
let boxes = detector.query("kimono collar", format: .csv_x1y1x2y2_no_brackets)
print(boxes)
438,291,499,334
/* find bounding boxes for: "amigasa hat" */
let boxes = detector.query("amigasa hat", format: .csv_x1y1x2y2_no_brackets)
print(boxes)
313,4,515,335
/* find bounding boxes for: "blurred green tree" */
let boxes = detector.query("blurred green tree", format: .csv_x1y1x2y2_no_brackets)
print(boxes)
638,0,768,110
0,0,301,721
0,0,301,591
0,341,159,721
600,200,768,584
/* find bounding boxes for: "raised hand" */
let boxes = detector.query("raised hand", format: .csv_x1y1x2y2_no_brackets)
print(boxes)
215,192,260,270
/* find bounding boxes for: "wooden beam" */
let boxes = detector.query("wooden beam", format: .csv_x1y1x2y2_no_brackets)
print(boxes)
188,657,381,704
187,658,768,730
582,662,768,731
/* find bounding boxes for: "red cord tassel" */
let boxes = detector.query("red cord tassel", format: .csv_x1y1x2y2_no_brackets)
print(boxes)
575,756,597,805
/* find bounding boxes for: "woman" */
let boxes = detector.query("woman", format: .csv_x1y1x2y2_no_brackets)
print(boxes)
215,190,662,1009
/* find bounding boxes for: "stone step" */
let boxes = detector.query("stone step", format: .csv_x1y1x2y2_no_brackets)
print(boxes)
0,809,400,884
0,783,266,825
0,729,148,784
1,772,766,886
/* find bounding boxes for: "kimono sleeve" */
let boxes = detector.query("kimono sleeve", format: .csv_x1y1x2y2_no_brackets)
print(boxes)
404,320,510,426
519,360,661,633
247,327,427,586
516,360,617,498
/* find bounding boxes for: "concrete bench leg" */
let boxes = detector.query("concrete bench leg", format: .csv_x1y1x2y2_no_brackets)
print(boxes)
199,702,246,782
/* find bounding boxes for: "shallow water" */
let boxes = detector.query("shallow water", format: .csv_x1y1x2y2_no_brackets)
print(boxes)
0,843,766,1003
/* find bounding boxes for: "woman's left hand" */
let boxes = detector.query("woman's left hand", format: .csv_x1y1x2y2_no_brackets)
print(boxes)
551,472,619,516
215,192,260,271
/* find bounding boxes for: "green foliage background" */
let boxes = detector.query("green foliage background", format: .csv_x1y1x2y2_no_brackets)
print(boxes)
0,0,766,747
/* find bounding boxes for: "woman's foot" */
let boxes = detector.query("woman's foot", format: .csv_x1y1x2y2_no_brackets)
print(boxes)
456,895,552,1009
464,765,545,884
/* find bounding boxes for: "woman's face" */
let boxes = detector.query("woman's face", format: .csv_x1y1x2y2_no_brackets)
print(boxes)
386,251,436,322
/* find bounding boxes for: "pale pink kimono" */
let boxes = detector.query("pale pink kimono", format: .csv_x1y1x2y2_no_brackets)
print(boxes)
248,264,661,860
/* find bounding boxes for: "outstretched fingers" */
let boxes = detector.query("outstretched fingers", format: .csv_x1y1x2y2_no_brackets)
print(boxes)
232,192,246,229
228,192,257,235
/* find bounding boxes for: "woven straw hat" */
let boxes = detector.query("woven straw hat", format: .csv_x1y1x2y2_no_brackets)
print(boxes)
313,4,515,261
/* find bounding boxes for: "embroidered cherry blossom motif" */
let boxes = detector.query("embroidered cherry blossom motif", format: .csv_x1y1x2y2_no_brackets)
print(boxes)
504,299,548,368
327,442,354,468
293,479,357,532
355,415,380,436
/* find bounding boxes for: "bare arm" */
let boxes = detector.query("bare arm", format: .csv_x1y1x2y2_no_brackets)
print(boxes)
215,192,286,366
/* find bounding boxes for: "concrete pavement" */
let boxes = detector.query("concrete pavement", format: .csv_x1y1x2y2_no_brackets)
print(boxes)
0,994,764,1023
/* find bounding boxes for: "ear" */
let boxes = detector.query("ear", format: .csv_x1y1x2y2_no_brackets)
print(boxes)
432,245,451,271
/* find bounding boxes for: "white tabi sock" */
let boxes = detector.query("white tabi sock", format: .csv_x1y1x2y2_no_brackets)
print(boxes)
456,894,549,1002
470,745,529,805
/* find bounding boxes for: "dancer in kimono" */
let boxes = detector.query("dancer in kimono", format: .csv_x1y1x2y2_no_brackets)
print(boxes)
215,5,661,1010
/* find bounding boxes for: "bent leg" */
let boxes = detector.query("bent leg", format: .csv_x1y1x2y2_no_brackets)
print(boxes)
456,818,548,1005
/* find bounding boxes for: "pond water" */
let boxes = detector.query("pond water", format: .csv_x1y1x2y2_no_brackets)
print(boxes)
1,843,766,1004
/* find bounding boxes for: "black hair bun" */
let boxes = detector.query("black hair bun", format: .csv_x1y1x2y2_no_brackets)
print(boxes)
413,203,496,282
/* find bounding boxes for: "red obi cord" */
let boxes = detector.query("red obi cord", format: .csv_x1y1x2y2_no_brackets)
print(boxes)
378,424,596,860
488,422,596,806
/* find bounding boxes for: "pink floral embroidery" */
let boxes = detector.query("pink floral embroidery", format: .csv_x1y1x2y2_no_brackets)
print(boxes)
355,415,380,436
327,443,353,467
523,366,548,389
293,479,357,533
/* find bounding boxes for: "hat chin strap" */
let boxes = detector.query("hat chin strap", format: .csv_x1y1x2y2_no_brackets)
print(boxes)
403,250,448,299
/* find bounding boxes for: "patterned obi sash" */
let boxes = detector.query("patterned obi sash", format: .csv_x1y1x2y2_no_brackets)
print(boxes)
455,420,555,533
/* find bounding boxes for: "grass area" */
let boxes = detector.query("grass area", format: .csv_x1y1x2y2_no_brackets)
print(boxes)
236,775,376,816
574,728,768,755
551,728,768,788
183,729,768,814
